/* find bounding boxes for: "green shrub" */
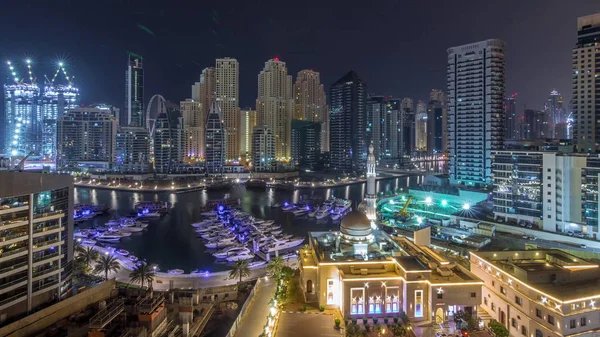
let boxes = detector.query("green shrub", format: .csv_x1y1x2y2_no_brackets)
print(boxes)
335,318,341,328
319,305,325,312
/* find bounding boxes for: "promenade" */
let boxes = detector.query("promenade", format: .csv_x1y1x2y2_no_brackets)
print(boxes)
233,277,276,337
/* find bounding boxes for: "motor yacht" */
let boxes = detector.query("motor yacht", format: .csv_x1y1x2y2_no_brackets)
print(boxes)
213,246,251,258
226,252,254,261
261,238,304,253
96,233,121,242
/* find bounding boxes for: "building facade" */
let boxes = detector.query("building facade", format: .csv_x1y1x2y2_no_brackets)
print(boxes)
415,101,428,152
426,100,444,154
504,96,517,141
401,98,415,157
252,125,274,172
216,58,240,162
0,172,74,324
291,120,321,170
115,127,151,173
56,107,117,170
429,89,447,153
153,110,183,174
240,108,257,162
447,39,506,186
180,99,204,160
256,58,293,161
3,81,41,157
205,102,225,173
125,53,144,127
573,13,600,152
329,71,367,173
40,84,79,159
293,70,328,152
472,250,600,337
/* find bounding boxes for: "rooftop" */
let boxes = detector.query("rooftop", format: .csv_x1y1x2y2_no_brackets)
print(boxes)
308,230,402,263
473,250,600,302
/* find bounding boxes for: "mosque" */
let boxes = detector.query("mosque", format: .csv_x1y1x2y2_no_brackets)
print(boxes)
299,145,483,323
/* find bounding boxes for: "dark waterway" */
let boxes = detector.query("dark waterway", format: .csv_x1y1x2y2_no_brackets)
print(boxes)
75,175,422,272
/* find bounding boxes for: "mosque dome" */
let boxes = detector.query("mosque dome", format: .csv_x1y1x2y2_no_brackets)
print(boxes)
340,210,372,239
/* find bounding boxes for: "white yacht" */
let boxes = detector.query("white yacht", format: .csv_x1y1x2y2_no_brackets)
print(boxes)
292,208,309,217
261,238,304,253
119,226,143,233
248,260,267,269
213,246,250,258
308,207,318,218
226,252,254,262
96,233,121,242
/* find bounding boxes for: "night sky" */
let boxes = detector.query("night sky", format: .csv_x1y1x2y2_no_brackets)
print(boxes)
1,0,599,111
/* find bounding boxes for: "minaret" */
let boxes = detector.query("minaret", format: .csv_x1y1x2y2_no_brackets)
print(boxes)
365,143,377,223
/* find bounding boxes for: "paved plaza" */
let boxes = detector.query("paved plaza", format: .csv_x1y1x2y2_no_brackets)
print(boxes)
275,312,339,337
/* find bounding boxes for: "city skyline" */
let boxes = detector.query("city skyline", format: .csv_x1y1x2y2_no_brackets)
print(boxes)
1,1,598,112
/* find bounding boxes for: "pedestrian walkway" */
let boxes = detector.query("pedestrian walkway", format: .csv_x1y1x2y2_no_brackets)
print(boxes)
234,278,276,337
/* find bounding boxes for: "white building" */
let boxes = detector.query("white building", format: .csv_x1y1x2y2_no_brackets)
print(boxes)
252,125,274,172
115,127,151,173
216,58,240,162
472,250,600,337
447,39,506,186
256,58,293,161
573,13,600,151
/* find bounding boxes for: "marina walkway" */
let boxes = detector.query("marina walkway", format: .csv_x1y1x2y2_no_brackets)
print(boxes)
233,277,276,337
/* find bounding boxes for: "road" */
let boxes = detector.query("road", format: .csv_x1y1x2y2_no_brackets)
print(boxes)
234,277,276,337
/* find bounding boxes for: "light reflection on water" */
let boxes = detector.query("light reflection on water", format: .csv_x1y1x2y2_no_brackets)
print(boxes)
75,175,421,272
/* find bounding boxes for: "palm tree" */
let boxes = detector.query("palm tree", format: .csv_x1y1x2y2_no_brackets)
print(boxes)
94,254,121,280
129,263,156,289
75,246,99,273
266,256,284,277
228,260,252,284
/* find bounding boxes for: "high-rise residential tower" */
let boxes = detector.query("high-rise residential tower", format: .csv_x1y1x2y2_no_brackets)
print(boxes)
447,39,506,186
199,67,216,122
180,99,204,160
293,70,328,152
426,100,443,154
252,125,275,172
115,127,151,173
216,58,240,162
504,95,517,140
429,89,447,153
56,107,117,170
401,97,415,157
256,58,293,160
240,108,257,161
573,13,600,151
0,172,74,324
125,53,144,127
366,95,385,159
153,110,183,174
205,101,225,173
545,90,566,139
329,71,367,173
415,101,428,152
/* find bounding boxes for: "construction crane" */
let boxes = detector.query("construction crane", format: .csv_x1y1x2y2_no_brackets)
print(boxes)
13,151,34,171
396,196,412,222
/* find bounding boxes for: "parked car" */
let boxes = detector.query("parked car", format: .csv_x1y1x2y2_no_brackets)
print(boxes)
522,235,528,239
580,244,587,249
528,236,537,241
525,224,533,228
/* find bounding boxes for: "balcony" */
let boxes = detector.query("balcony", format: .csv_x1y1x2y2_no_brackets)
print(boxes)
0,246,28,263
33,252,62,266
0,233,29,248
33,266,61,281
0,292,27,311
0,275,28,295
33,239,64,252
32,280,60,296
0,260,28,278
0,205,29,216
33,211,64,223
0,218,29,231
33,224,63,238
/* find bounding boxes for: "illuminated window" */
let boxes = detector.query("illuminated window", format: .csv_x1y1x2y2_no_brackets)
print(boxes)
375,297,382,314
326,279,335,305
415,290,423,317
369,297,375,313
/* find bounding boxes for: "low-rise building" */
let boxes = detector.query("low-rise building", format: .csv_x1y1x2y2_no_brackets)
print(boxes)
300,211,482,323
472,250,600,337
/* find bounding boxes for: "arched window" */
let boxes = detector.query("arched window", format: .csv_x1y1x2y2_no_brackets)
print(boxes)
375,297,382,314
535,330,543,337
351,297,358,314
369,297,375,313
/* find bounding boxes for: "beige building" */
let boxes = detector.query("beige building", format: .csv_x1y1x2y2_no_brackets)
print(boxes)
240,108,257,163
256,58,293,160
573,13,600,151
180,99,204,160
198,67,216,134
300,211,482,322
293,70,328,152
471,250,600,337
216,58,240,162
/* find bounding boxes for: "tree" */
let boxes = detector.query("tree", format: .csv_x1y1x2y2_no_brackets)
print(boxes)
228,260,251,284
489,320,509,337
94,254,121,280
129,263,156,289
75,246,99,273
454,310,478,331
266,256,284,277
390,324,407,337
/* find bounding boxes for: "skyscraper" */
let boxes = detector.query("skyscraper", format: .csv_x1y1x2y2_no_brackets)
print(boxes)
199,67,216,123
125,53,144,127
504,95,517,140
545,90,566,139
573,13,600,151
415,101,428,152
426,100,443,154
293,70,328,152
115,127,150,173
366,95,385,159
256,58,293,160
205,101,225,173
252,125,275,172
180,99,204,159
329,71,367,173
447,39,506,186
429,89,447,153
384,98,403,163
56,107,117,170
153,110,183,174
291,119,321,170
401,97,415,157
240,108,257,161
216,58,240,162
